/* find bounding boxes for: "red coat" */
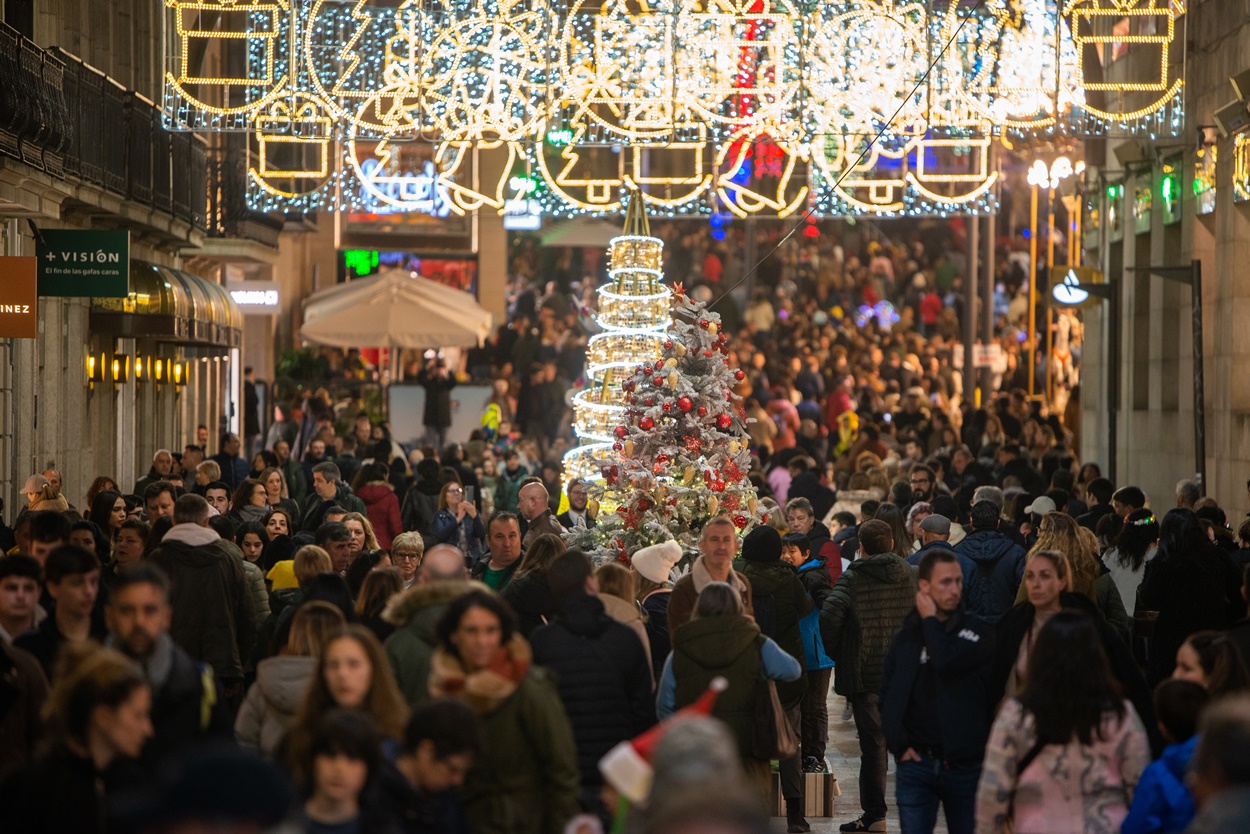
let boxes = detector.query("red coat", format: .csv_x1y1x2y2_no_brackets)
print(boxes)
355,483,402,550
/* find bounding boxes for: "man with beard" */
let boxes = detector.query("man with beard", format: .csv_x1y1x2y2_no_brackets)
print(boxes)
105,563,231,768
557,479,595,529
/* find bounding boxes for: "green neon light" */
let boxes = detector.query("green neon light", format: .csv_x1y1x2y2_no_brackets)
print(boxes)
343,249,379,276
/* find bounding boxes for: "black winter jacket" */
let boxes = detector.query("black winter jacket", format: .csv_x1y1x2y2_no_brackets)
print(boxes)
498,570,558,637
141,639,233,769
530,594,656,789
734,558,813,706
881,607,995,765
989,592,1158,751
148,536,256,680
1138,544,1244,684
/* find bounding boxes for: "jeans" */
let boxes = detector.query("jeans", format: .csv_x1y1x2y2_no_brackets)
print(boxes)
802,668,832,762
850,691,887,820
895,756,980,834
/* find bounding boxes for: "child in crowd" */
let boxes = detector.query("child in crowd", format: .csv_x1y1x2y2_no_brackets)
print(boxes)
1121,679,1209,834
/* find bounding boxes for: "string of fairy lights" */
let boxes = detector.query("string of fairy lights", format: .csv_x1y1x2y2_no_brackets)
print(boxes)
164,0,1186,219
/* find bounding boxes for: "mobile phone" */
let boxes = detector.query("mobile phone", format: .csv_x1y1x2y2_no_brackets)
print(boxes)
466,485,476,504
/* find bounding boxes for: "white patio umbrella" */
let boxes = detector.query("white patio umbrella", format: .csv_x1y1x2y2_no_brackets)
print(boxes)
300,269,493,351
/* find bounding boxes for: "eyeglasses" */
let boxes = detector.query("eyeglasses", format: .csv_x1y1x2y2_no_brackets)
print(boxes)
447,488,464,494
909,478,930,485
393,551,421,562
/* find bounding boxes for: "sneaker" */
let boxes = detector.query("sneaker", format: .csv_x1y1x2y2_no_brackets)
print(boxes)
839,817,886,833
803,756,827,773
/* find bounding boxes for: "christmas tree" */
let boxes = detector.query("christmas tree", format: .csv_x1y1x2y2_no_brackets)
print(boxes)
572,202,760,561
563,190,672,484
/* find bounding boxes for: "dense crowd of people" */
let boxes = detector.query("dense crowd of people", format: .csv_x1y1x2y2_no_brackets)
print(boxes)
1,224,1248,834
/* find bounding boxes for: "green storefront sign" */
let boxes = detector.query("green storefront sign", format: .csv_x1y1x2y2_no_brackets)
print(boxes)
37,229,130,297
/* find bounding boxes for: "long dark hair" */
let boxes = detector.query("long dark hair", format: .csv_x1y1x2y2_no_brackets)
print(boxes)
1018,611,1125,745
1157,508,1208,563
88,490,123,535
1112,509,1159,571
874,503,912,558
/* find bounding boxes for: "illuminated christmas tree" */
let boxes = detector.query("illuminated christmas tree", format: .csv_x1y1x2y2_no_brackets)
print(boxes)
565,196,755,560
562,190,672,484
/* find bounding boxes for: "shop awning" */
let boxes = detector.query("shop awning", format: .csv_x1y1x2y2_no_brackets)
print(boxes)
90,261,242,348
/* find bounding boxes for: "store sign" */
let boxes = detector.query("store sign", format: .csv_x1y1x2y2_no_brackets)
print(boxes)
228,280,281,313
36,229,129,297
0,258,39,338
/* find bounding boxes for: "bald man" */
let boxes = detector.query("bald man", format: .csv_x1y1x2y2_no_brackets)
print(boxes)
384,542,480,705
518,481,565,551
419,544,471,583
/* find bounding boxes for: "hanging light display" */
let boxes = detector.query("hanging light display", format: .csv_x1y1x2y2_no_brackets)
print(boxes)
164,0,1186,218
564,189,670,483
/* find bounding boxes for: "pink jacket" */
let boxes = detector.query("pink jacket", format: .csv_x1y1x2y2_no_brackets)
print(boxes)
975,698,1150,834
355,482,402,550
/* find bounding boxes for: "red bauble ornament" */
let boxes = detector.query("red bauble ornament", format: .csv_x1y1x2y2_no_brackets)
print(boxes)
664,339,674,350
699,319,709,329
716,413,732,430
734,370,746,381
712,479,726,492
637,497,652,511
657,454,670,465
662,402,672,413
639,416,655,430
677,396,693,413
614,426,629,439
613,441,623,451
697,406,708,417
732,514,748,529
643,364,653,375
644,396,656,407
652,375,664,387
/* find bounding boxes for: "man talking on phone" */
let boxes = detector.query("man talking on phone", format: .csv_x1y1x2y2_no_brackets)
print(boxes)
879,548,994,834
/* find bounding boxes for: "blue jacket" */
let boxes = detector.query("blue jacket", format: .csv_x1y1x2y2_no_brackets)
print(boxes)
880,606,996,766
953,529,1026,621
1120,735,1198,834
797,560,835,670
432,509,486,562
907,541,977,594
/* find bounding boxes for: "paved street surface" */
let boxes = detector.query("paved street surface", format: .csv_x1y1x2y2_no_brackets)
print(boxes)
769,691,950,834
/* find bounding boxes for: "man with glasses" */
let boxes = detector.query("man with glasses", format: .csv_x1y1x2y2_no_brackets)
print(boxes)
390,532,426,589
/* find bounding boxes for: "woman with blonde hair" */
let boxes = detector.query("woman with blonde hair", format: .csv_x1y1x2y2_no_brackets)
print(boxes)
282,625,408,789
1018,512,1131,643
594,562,654,686
990,550,1152,724
236,601,347,755
758,497,785,531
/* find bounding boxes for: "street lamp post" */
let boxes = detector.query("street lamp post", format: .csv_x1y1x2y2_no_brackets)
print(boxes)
1051,269,1117,483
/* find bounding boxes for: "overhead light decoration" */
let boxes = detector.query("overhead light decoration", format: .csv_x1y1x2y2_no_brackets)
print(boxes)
164,0,1186,218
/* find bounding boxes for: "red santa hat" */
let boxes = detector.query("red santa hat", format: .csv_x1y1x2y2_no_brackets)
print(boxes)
598,676,728,804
